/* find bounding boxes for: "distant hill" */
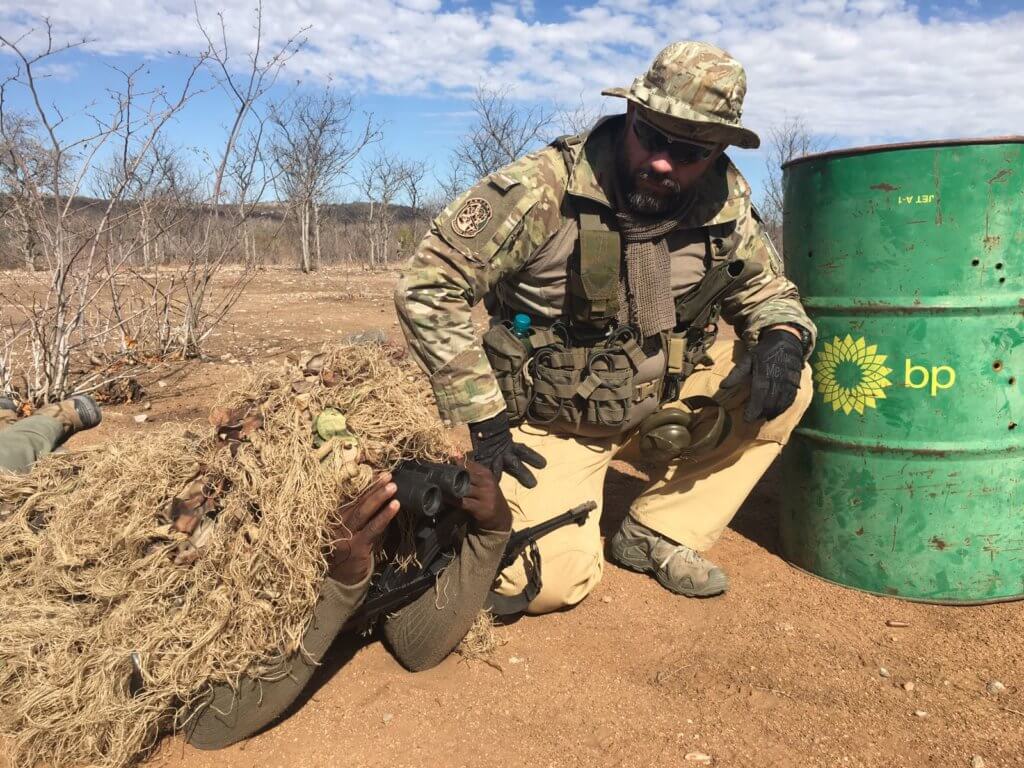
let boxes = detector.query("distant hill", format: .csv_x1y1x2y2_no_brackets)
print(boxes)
7,194,423,224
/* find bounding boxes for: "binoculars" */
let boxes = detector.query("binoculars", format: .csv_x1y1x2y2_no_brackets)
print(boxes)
391,460,471,518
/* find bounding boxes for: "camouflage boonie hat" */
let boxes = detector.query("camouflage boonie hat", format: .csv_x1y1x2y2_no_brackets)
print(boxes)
603,41,760,149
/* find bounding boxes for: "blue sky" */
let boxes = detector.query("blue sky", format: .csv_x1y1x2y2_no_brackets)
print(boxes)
2,0,1023,202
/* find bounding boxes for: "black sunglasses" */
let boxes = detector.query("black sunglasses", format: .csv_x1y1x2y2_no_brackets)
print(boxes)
632,117,715,164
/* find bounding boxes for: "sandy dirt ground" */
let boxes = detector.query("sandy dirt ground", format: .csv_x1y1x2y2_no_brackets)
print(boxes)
45,267,1024,768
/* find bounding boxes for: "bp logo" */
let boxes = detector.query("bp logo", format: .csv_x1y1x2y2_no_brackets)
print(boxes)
813,335,893,415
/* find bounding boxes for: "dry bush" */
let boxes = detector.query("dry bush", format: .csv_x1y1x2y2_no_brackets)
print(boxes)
0,7,304,404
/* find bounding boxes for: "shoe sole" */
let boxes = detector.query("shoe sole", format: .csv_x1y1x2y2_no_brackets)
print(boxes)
71,395,102,430
610,539,728,598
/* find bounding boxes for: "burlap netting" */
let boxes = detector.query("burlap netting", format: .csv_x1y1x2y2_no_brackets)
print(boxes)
0,343,456,768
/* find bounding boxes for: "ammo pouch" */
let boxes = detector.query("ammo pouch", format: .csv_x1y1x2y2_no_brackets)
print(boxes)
481,322,533,422
526,325,663,438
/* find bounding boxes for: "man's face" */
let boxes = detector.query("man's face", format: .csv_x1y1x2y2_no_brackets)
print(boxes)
618,106,725,215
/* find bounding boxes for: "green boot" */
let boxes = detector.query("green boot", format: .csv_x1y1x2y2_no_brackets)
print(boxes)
609,515,729,597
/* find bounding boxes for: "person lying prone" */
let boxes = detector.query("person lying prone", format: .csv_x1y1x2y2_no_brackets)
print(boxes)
184,459,511,749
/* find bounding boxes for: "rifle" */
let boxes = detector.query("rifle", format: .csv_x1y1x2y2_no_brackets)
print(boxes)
347,459,595,625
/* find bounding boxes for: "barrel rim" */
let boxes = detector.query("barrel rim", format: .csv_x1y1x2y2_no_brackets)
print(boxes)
783,136,1024,168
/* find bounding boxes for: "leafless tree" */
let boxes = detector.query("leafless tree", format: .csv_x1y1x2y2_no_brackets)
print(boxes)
359,150,419,268
95,140,197,270
397,158,430,257
452,84,555,180
0,113,59,271
0,6,304,404
400,158,429,218
166,4,306,355
425,155,470,217
269,88,379,272
760,115,830,250
556,92,604,136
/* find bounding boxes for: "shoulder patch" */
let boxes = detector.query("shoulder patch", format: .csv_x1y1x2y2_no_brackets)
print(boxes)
451,197,493,238
436,174,536,264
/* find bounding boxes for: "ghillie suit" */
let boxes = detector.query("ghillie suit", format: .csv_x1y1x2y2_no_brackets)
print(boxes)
0,343,454,768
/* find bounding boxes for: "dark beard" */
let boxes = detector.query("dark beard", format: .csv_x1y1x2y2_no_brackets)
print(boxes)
616,149,684,216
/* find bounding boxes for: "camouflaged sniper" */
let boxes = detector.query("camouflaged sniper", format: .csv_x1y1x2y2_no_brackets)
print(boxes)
394,42,814,427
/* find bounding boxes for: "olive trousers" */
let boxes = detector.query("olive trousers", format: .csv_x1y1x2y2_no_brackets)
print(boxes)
489,339,813,615
0,415,65,473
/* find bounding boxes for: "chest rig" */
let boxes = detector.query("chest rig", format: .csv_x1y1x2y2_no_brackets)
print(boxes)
481,136,762,442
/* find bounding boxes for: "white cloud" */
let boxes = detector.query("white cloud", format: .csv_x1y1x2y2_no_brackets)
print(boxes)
1,0,1023,142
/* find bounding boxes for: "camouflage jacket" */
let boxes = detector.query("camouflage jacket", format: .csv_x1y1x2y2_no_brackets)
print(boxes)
395,116,816,426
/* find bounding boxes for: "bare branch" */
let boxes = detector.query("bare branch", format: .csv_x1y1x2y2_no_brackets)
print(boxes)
452,84,555,180
759,115,832,251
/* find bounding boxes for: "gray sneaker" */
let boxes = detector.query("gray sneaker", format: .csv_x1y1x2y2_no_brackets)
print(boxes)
609,515,729,597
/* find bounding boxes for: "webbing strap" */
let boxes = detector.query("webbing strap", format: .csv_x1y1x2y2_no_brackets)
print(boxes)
528,328,562,348
532,378,581,399
667,336,686,375
620,338,648,370
542,348,589,368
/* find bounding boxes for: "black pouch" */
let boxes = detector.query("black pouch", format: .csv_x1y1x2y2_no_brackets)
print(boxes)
482,322,532,423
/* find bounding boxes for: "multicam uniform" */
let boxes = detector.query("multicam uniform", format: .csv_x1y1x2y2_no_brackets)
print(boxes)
396,115,816,614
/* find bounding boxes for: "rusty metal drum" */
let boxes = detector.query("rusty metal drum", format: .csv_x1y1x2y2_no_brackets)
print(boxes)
779,137,1024,603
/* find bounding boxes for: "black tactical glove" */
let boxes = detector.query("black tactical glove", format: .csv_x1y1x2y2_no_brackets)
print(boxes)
741,328,805,422
469,412,546,489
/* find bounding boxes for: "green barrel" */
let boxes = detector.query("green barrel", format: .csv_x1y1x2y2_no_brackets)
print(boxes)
779,137,1024,603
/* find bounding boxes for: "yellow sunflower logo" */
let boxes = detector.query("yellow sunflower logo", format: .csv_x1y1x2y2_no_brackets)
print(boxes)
814,335,893,415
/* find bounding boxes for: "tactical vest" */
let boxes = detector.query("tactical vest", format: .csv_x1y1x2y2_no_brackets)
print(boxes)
482,135,761,439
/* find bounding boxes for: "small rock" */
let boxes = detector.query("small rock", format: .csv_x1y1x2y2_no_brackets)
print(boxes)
382,712,393,724
986,680,1006,695
601,596,612,604
266,346,283,355
886,619,910,628
508,656,524,664
219,353,231,361
684,752,712,764
157,380,167,388
971,756,985,768
142,401,152,411
133,414,149,424
913,709,928,718
879,667,891,678
903,682,915,692
228,358,239,364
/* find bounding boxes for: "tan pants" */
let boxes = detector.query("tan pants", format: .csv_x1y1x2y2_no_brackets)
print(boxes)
490,339,813,615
